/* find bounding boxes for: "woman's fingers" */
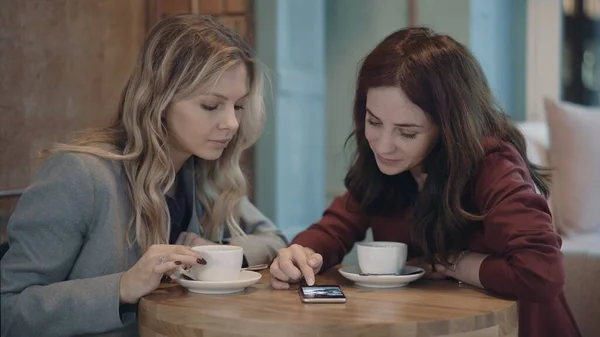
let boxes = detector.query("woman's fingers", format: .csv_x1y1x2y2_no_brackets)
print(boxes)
153,260,184,274
270,275,291,289
153,254,206,275
270,258,292,282
270,245,324,288
147,246,205,274
289,245,315,285
307,252,323,273
173,245,203,260
278,251,303,281
167,253,204,267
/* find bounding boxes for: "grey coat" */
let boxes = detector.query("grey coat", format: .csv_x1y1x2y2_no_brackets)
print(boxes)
0,153,287,337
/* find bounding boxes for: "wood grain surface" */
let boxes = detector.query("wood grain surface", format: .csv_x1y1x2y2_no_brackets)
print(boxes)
139,267,517,337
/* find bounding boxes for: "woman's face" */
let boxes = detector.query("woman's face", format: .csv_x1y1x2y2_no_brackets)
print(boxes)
165,63,249,168
364,86,439,177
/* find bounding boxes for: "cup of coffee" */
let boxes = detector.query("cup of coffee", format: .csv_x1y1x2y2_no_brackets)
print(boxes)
187,245,243,281
357,241,407,275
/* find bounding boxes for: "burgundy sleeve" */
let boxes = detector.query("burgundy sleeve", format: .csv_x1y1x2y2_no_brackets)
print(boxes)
292,192,369,271
475,143,564,303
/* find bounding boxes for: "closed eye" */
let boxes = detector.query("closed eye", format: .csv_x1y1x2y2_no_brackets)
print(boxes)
395,127,417,139
202,104,219,111
366,118,381,126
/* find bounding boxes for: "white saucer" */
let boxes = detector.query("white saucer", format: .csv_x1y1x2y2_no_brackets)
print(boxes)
176,270,262,295
338,265,425,289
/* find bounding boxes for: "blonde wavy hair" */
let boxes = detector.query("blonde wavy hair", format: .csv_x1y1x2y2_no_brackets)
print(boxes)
47,14,265,251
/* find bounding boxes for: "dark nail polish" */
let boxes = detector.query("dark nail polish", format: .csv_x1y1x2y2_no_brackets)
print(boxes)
197,258,207,265
175,261,182,265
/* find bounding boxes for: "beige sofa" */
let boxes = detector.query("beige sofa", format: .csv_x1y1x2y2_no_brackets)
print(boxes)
519,100,600,337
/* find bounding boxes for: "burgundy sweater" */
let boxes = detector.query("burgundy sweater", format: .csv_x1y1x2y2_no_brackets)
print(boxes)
293,141,581,337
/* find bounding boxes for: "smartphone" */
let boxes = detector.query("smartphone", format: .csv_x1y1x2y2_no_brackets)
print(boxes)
298,285,347,303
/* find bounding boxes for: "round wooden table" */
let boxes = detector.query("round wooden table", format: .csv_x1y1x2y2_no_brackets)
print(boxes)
139,267,517,337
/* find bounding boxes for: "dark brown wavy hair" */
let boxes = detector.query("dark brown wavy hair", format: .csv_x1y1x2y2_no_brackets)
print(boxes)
344,27,551,266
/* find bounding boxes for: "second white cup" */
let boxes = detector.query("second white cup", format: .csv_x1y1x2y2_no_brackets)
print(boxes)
357,241,407,275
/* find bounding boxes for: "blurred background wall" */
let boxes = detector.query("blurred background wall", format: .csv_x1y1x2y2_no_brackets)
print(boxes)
1,0,598,246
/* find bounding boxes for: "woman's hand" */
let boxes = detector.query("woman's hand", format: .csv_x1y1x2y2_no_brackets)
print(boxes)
119,244,206,304
406,257,449,280
442,251,487,288
269,244,323,289
175,232,215,247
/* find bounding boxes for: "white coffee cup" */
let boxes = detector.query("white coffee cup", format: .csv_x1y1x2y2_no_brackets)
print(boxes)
187,245,243,281
357,241,408,275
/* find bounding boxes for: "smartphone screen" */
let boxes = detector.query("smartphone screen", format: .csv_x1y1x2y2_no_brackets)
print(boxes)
299,285,347,303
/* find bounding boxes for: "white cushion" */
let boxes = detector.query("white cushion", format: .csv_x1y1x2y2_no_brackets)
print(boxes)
544,98,600,235
518,122,550,167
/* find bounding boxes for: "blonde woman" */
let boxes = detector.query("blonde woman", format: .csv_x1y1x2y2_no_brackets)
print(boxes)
0,14,286,337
